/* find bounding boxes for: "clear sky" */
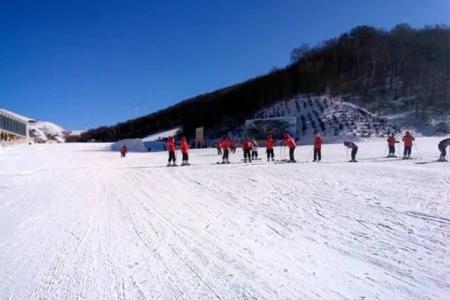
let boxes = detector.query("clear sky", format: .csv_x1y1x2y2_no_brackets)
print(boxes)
1,0,448,130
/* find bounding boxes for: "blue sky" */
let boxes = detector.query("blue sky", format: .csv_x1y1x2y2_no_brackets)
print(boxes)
1,0,448,130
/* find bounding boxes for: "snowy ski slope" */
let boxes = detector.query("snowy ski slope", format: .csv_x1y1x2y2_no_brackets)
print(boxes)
0,138,449,299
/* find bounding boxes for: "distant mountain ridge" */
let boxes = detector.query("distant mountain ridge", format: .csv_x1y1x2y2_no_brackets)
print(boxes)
78,24,450,142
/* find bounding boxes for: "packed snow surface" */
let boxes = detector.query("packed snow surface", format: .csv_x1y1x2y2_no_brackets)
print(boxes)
0,137,449,299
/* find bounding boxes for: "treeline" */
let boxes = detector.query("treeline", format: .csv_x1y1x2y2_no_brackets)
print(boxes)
79,24,450,142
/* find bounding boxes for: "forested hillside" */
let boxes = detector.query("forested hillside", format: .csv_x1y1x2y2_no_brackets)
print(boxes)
79,24,450,142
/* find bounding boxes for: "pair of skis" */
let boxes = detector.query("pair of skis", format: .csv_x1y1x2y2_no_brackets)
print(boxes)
167,163,191,167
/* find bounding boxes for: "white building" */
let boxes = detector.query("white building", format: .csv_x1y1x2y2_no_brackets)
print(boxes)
0,108,32,141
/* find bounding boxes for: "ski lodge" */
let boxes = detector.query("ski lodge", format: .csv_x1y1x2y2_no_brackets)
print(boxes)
0,108,31,142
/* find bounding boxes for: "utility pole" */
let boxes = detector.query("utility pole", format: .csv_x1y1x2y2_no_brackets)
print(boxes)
130,103,142,119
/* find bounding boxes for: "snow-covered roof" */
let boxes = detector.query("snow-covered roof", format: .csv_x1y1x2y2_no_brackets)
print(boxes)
0,108,34,123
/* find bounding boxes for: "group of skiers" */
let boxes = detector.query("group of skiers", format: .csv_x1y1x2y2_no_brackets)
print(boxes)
118,132,450,165
166,136,190,166
386,131,415,159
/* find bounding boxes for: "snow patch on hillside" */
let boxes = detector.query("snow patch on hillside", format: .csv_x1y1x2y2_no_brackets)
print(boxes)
29,121,68,143
142,127,181,142
233,94,398,144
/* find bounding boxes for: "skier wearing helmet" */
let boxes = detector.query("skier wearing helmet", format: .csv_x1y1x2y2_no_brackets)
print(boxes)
180,137,190,166
283,133,296,162
266,134,275,162
220,137,231,164
120,145,127,158
313,133,322,162
387,133,399,157
167,136,177,166
438,138,450,162
402,131,415,159
242,138,253,163
344,141,358,162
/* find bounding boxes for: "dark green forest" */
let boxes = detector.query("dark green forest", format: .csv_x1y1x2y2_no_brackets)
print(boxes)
77,24,450,142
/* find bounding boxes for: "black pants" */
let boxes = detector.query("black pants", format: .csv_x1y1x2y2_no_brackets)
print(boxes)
251,150,258,159
244,149,251,161
289,147,295,161
313,148,321,161
217,148,222,155
182,153,189,161
404,146,412,157
388,145,395,155
439,144,447,157
267,149,274,160
168,151,176,163
351,148,357,161
222,149,229,161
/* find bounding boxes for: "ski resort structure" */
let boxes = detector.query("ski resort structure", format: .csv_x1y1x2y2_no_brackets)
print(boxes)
0,108,31,142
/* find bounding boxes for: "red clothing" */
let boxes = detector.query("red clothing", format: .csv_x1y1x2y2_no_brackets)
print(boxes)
243,140,253,150
284,136,296,149
314,137,322,149
402,134,415,147
220,139,230,151
387,136,397,146
120,145,127,154
167,138,176,152
181,140,189,154
266,138,275,150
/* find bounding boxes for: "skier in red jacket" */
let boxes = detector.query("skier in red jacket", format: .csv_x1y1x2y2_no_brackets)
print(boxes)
283,133,296,162
402,131,415,159
167,136,177,166
313,133,322,162
180,137,190,166
220,137,231,164
266,134,275,162
120,145,127,158
387,133,399,157
242,138,253,163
